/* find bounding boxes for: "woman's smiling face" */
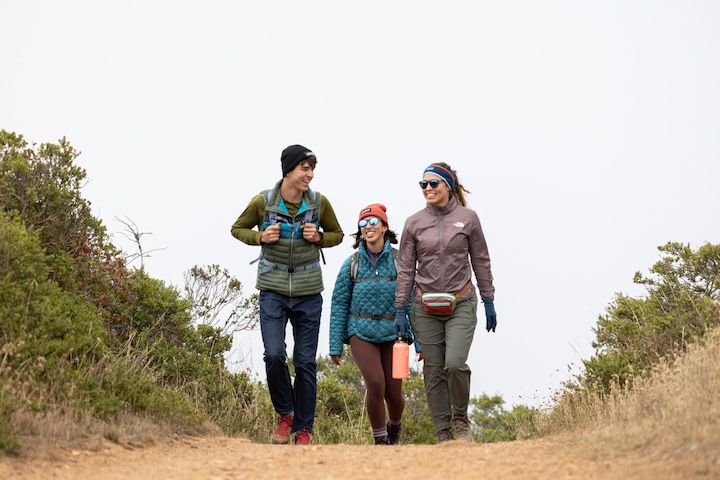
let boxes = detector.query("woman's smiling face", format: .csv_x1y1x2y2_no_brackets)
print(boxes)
360,217,387,251
421,174,450,207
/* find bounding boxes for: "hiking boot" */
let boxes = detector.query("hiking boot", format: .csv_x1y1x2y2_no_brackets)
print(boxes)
374,435,392,445
387,422,402,445
294,429,311,445
453,415,474,442
436,428,453,444
271,415,293,444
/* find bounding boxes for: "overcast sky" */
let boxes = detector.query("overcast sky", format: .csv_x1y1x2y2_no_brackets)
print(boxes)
3,1,719,408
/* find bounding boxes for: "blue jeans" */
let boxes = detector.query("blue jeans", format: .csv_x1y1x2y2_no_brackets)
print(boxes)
259,290,322,433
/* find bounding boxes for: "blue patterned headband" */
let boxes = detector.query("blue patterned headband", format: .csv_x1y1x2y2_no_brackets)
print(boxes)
423,164,455,190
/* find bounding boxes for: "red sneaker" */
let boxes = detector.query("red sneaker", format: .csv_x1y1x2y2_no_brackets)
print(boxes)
294,429,311,445
271,415,293,444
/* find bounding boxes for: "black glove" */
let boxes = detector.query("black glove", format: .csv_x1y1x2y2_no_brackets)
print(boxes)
483,298,497,332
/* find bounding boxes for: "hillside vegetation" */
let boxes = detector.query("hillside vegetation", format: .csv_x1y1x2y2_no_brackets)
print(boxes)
1,132,718,471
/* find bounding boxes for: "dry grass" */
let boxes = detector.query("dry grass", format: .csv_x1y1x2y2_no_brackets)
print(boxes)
8,409,222,461
537,327,720,474
588,329,719,468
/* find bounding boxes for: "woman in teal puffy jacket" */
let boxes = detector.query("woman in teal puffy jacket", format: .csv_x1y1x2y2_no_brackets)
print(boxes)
329,203,421,445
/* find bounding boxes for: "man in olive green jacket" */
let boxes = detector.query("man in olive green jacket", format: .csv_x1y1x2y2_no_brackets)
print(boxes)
230,145,343,445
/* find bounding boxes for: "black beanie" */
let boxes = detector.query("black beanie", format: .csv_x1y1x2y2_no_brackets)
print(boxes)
281,145,315,176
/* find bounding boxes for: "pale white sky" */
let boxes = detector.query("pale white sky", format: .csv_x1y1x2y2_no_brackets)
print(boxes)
3,1,719,408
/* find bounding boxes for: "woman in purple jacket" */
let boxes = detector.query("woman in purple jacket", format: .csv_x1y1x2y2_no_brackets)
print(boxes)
393,162,497,444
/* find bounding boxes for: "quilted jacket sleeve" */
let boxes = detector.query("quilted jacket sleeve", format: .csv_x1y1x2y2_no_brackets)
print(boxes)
329,256,353,356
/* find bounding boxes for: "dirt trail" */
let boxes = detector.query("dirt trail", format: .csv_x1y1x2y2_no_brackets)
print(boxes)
0,434,710,480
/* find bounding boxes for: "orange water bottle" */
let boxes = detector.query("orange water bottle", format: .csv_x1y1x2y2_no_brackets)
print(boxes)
392,336,409,379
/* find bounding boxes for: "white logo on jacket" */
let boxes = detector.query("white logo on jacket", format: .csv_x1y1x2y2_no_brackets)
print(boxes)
453,222,464,228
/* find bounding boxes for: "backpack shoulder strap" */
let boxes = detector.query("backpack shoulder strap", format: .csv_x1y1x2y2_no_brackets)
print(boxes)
350,248,398,283
260,189,276,225
350,251,360,283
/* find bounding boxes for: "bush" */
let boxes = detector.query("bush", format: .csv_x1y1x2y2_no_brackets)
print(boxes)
585,242,720,392
1,131,269,451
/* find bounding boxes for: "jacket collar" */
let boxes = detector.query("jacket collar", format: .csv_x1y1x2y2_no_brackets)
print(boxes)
359,239,392,257
425,195,458,215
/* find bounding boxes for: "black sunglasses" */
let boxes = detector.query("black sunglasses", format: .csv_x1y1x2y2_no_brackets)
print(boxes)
419,179,441,190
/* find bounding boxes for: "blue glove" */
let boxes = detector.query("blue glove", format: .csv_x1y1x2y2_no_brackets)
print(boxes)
394,307,407,338
483,298,497,332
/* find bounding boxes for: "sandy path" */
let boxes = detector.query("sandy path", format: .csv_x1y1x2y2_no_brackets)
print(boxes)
0,435,709,480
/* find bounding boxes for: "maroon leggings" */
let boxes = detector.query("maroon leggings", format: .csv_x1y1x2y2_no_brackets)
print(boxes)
349,336,405,430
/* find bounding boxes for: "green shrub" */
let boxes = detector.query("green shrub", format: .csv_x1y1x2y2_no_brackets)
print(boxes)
585,242,720,392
